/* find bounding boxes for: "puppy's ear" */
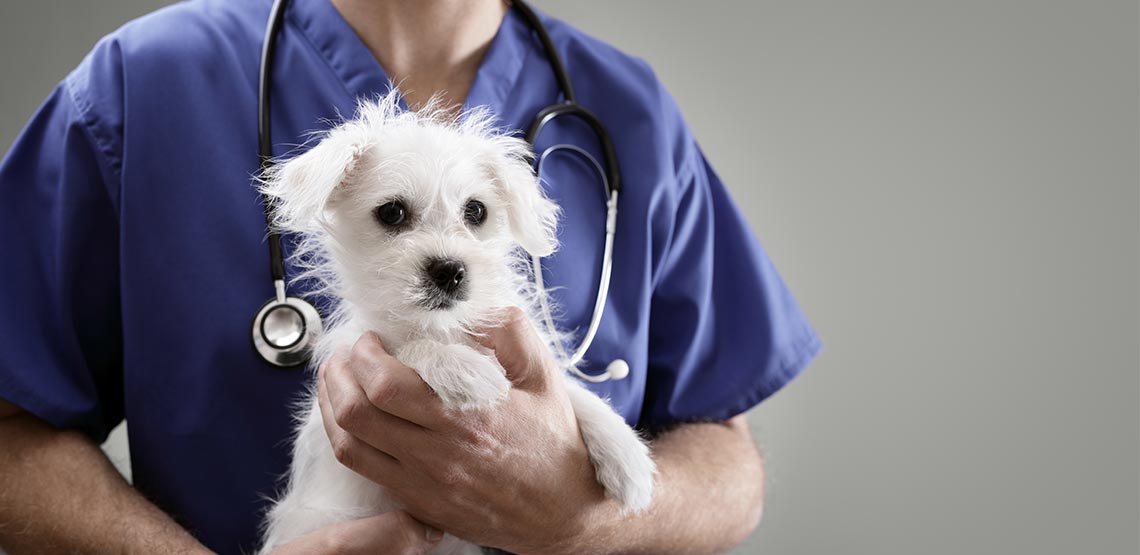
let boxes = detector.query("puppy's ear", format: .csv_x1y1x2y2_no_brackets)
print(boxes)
258,123,373,231
486,143,560,257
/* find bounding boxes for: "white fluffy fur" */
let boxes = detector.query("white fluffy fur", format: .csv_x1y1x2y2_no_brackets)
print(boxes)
256,94,655,554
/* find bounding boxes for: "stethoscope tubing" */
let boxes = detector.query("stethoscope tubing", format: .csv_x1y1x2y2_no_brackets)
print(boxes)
254,0,626,381
532,144,619,373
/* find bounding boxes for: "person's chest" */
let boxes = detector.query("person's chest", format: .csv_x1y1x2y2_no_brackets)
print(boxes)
110,42,672,434
100,5,691,553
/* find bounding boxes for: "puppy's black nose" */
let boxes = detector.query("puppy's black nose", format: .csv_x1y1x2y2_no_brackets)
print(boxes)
426,258,466,293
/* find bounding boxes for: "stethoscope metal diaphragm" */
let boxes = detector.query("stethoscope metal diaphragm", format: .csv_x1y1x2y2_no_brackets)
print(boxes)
252,280,323,368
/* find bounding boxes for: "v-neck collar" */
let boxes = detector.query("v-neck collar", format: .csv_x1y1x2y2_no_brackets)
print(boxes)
287,0,531,115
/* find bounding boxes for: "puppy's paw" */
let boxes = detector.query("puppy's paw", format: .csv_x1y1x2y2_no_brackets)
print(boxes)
434,349,511,411
565,381,656,514
589,425,656,515
397,341,510,411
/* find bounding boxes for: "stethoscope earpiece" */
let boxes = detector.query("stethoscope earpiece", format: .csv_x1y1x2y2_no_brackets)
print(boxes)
568,358,629,383
606,359,630,380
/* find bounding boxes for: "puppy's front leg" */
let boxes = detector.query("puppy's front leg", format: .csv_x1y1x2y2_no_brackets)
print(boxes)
564,379,656,514
396,340,510,411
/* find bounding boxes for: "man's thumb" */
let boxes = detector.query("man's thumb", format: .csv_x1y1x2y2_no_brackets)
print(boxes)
474,307,554,390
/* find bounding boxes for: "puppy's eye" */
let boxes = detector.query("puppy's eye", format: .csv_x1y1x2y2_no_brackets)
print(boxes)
374,201,408,228
464,199,486,226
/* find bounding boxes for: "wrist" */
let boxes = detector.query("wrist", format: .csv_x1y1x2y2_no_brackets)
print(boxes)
540,497,626,555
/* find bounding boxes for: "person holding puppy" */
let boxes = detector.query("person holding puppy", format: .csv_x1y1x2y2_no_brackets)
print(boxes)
0,0,821,554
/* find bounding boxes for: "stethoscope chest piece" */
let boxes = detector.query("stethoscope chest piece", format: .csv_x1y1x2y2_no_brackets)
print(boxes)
252,280,323,368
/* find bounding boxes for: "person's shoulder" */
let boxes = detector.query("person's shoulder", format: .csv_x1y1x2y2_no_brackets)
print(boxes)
63,0,267,130
538,12,663,104
537,11,695,176
110,0,265,54
67,0,267,96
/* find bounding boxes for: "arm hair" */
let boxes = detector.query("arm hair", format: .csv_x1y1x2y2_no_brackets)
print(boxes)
0,399,213,554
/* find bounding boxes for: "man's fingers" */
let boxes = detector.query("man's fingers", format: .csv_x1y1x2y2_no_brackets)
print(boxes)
350,332,451,429
329,332,448,430
320,359,430,461
317,368,402,482
472,307,555,391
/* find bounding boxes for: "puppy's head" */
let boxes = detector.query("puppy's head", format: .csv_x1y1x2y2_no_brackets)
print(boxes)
259,95,559,329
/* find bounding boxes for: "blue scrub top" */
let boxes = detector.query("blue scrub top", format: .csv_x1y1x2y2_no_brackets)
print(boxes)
0,0,821,552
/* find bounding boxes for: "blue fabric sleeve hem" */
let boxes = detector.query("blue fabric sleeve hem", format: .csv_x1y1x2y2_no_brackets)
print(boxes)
0,373,113,443
707,329,822,423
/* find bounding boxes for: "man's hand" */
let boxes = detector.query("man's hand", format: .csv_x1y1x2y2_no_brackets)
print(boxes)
318,308,608,553
268,511,441,555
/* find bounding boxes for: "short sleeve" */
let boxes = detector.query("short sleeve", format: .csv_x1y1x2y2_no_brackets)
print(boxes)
0,70,125,442
639,141,822,429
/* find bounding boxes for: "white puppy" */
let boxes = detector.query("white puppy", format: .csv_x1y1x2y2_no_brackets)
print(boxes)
256,95,655,554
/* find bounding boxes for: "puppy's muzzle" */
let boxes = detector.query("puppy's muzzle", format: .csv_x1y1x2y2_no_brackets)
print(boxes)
421,257,468,309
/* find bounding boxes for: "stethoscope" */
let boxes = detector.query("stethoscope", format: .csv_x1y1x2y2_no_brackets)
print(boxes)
252,0,629,383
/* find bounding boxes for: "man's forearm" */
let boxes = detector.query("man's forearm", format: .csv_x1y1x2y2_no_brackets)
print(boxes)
0,405,212,555
553,416,766,555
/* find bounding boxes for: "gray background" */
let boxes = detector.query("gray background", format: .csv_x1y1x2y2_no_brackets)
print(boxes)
1,1,1137,554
